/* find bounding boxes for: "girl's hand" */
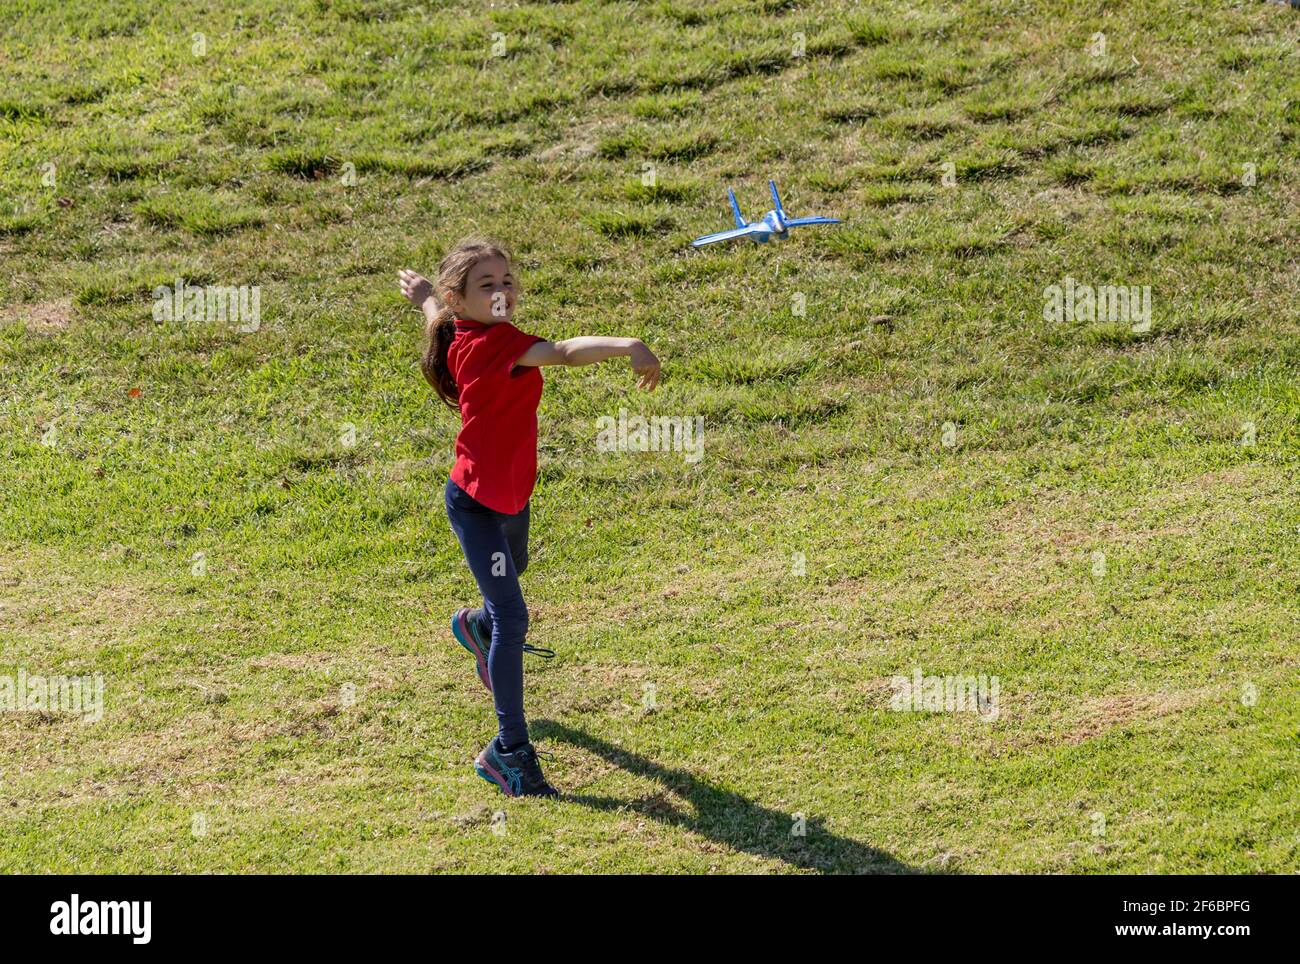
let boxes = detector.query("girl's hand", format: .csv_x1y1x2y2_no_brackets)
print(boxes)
398,269,441,311
630,340,661,391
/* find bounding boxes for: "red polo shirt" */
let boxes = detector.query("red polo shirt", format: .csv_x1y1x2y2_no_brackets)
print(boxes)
447,317,545,515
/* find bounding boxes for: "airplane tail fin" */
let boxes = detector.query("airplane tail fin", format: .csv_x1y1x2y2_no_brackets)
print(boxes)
769,179,786,219
727,187,746,228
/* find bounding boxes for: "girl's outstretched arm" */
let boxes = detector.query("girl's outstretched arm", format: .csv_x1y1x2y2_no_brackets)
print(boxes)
517,337,661,391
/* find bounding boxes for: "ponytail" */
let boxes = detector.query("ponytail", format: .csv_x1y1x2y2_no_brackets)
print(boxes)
421,305,459,409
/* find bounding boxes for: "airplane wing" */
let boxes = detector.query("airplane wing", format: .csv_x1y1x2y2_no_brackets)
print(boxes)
783,216,841,228
691,223,768,246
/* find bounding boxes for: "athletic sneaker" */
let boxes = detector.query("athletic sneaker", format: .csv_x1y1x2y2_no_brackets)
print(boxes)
451,607,493,692
474,737,559,797
450,607,557,694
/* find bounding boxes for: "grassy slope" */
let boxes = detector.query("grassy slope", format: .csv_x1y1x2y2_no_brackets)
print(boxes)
0,0,1297,872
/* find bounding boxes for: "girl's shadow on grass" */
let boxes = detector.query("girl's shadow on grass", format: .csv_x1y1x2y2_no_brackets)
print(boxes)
533,720,930,874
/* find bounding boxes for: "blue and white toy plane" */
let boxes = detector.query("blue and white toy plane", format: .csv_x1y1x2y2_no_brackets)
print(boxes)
691,179,841,247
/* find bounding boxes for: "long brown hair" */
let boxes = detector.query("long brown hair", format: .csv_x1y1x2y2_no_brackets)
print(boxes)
420,237,515,409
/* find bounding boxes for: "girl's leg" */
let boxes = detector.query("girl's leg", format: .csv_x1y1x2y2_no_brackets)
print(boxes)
445,480,530,749
504,501,531,575
471,501,529,641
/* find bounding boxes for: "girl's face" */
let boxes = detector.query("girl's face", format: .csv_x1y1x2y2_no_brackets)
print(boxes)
449,255,516,324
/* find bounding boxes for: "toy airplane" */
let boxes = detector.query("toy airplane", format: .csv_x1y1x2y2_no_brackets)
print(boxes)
691,179,841,247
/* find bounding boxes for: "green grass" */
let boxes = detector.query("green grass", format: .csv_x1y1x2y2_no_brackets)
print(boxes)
1,0,1298,873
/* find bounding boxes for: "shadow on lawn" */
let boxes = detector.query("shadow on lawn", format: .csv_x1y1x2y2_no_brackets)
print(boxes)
533,720,929,874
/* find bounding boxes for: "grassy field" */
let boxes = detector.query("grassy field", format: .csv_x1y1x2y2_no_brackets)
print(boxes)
1,0,1298,873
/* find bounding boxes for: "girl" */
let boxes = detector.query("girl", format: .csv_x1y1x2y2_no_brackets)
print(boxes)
399,238,660,797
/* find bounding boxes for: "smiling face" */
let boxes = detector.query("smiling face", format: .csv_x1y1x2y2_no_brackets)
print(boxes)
446,254,517,324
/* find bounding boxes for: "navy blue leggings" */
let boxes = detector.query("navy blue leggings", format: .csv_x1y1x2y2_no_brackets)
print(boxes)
444,477,531,748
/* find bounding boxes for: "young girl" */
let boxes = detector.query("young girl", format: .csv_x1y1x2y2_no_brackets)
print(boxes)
399,238,660,797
